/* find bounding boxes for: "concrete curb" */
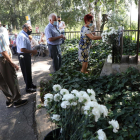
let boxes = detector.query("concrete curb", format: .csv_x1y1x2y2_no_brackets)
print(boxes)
35,59,55,140
35,83,53,140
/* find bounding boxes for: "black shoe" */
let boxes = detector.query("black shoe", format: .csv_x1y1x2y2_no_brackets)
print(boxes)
26,88,36,93
13,99,28,108
6,101,13,108
31,84,37,89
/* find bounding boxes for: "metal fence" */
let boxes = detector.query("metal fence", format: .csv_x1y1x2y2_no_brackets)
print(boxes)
10,30,139,41
32,30,138,41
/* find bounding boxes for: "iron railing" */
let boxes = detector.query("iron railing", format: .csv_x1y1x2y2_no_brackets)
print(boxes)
10,30,139,41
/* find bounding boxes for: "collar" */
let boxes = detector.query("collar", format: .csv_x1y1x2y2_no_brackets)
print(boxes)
21,30,29,38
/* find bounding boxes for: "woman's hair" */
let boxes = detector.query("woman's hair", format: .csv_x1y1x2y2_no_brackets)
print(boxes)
84,14,93,24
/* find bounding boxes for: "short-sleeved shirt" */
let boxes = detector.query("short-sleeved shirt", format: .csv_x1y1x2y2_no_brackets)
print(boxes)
31,38,38,48
78,26,92,62
58,21,65,32
0,34,12,57
17,30,31,53
44,23,62,45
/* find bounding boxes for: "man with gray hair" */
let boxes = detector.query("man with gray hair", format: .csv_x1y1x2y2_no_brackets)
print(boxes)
0,22,28,108
45,13,66,72
17,23,37,93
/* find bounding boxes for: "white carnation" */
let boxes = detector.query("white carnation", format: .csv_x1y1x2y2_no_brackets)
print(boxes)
44,100,49,107
70,102,77,106
54,93,62,102
60,89,69,95
71,90,79,95
85,101,94,107
99,105,108,117
79,91,87,96
82,93,91,103
109,120,119,133
107,54,112,63
87,89,95,96
51,114,60,121
62,94,75,101
53,84,62,92
75,92,84,102
90,95,97,102
92,108,101,122
61,101,70,109
20,55,24,58
44,93,53,102
97,129,107,140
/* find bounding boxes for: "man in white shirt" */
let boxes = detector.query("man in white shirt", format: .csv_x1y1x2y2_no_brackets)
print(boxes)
17,23,37,93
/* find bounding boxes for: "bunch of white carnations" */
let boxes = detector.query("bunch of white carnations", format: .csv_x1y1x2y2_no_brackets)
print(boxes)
101,26,123,43
107,54,112,63
44,84,120,140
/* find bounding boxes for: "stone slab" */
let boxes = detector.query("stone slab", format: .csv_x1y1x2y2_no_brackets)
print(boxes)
112,64,120,74
120,63,129,73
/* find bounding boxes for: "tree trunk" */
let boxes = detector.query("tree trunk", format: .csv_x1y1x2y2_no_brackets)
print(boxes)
96,9,102,32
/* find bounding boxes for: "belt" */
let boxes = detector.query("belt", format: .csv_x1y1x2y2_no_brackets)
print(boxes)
18,53,31,55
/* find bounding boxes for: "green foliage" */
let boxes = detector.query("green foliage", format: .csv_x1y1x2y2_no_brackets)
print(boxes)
123,36,137,55
41,37,140,139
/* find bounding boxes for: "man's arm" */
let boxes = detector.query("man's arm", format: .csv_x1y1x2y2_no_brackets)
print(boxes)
2,51,19,71
45,26,64,42
20,48,37,55
49,35,64,42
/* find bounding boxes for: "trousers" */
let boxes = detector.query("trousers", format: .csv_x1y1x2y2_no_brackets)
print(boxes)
0,57,21,102
48,44,61,71
18,53,33,89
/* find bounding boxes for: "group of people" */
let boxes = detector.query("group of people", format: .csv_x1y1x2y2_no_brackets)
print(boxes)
9,32,48,57
0,13,101,108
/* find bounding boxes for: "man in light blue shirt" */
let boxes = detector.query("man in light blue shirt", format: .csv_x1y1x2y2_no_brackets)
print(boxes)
17,23,37,93
45,13,66,71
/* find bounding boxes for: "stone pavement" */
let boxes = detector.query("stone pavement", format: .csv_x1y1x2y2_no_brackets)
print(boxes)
0,55,53,140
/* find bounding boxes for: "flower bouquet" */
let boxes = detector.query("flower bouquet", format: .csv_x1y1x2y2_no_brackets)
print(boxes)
101,26,123,63
44,84,119,140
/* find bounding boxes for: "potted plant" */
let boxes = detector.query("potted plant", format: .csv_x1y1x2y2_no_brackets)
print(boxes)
44,84,119,140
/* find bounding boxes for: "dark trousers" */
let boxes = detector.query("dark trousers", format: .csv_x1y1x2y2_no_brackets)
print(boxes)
48,44,61,71
12,46,17,54
0,57,21,102
18,53,33,89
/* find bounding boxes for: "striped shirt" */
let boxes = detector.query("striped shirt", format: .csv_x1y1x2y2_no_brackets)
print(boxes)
0,34,11,57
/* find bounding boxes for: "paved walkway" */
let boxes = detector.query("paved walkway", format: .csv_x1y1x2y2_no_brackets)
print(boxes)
0,55,53,140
